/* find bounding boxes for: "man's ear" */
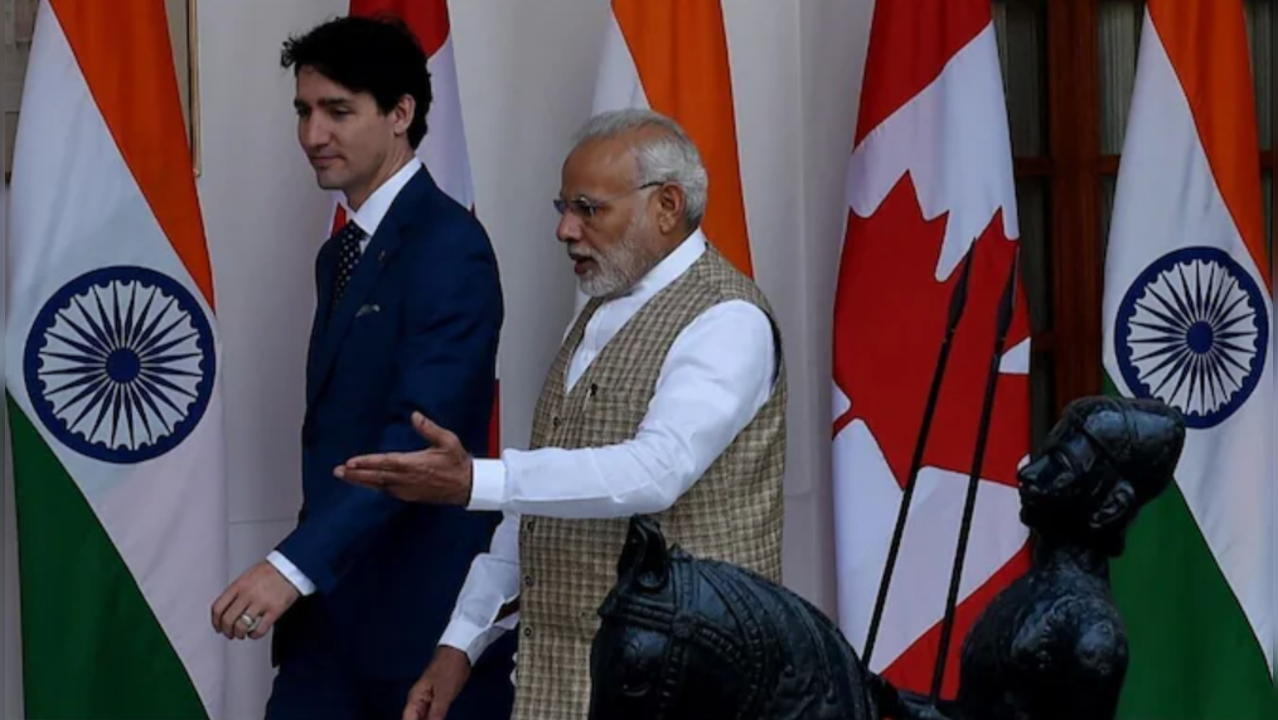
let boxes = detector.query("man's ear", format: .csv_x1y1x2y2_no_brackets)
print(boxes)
1090,479,1135,532
655,183,684,234
392,94,416,136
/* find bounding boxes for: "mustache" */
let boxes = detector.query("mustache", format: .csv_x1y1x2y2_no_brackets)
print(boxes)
567,246,596,262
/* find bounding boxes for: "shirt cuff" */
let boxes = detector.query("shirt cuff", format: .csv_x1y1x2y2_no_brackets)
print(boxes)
439,616,513,667
467,458,508,511
267,551,317,596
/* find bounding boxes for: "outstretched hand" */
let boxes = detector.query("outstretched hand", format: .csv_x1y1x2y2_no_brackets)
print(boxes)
335,412,474,505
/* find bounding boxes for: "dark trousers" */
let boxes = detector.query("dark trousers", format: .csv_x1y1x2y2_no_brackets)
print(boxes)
265,647,514,720
265,604,515,720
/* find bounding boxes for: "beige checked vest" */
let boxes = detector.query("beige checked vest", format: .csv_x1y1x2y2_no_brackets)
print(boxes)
509,246,787,720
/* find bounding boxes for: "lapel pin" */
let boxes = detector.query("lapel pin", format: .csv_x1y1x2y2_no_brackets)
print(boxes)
378,250,388,264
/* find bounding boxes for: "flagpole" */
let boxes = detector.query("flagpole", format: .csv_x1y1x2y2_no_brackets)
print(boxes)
863,250,975,665
930,249,1021,703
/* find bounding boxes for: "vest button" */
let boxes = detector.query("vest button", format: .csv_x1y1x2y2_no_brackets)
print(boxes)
522,626,533,638
552,416,560,428
524,519,535,532
523,574,535,587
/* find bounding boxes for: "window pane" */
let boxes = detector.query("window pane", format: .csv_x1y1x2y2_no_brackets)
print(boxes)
1030,351,1055,452
1013,173,1050,447
993,0,1047,157
1245,0,1271,151
1017,178,1051,334
1100,174,1118,258
1098,1,1144,155
5,0,35,179
1265,170,1272,261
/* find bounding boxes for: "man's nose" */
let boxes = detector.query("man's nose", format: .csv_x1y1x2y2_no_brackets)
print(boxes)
300,117,330,150
556,211,583,243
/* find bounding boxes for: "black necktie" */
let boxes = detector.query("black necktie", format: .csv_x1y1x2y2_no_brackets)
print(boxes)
332,220,367,310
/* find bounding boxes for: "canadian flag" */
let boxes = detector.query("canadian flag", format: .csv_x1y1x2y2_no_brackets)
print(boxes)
831,0,1033,700
337,0,499,453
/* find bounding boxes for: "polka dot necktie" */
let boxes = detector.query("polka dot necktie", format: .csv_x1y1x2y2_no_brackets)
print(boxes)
331,220,367,313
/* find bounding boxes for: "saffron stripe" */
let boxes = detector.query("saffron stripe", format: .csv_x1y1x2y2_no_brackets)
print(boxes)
48,0,215,308
1147,0,1269,288
612,0,754,277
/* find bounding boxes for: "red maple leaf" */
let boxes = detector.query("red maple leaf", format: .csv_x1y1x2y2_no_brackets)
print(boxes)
833,172,1031,489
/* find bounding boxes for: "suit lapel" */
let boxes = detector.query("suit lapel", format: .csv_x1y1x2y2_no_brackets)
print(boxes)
306,237,340,398
306,167,431,407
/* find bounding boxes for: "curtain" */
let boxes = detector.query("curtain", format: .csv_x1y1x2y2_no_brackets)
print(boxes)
993,0,1054,443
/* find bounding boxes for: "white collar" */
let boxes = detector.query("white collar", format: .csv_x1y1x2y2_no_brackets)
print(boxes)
343,158,422,238
620,229,707,303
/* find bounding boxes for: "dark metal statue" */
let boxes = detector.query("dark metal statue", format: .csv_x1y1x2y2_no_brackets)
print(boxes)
588,516,886,720
889,395,1185,720
588,395,1185,720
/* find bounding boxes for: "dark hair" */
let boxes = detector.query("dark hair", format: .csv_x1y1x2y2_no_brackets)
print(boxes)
281,15,432,148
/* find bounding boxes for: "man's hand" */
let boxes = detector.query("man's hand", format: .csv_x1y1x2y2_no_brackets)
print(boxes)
335,412,474,505
210,561,300,640
402,646,472,720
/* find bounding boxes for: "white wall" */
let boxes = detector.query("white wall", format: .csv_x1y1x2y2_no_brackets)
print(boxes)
2,1,875,717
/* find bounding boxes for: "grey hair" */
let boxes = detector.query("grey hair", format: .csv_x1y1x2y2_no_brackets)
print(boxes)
572,108,709,229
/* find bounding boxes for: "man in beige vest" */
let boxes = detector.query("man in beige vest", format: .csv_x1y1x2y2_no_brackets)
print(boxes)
337,108,787,720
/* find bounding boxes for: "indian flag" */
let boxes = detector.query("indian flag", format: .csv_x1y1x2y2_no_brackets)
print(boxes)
1103,0,1274,718
591,0,753,276
5,1,227,718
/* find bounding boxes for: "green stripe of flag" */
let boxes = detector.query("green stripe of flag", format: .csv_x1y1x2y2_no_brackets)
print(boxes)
8,394,208,720
1104,377,1274,720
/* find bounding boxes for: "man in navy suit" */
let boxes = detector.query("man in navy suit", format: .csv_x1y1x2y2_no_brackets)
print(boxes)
210,15,515,720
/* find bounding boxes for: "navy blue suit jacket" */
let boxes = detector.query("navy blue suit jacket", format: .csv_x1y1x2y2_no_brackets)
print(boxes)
272,167,515,698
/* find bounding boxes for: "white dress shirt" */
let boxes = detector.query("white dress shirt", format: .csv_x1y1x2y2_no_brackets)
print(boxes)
439,230,778,664
266,158,424,597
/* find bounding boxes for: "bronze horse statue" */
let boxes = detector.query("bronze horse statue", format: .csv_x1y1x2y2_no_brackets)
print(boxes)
588,396,1185,720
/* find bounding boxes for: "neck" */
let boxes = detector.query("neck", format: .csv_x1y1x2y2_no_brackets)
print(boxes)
1030,532,1110,579
346,146,414,211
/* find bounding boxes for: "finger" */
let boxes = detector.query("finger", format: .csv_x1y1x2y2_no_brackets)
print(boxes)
341,450,411,470
402,684,432,720
412,413,457,450
211,587,237,633
215,591,243,638
248,608,279,640
221,595,253,640
337,467,417,488
425,690,451,720
334,465,381,487
232,600,261,641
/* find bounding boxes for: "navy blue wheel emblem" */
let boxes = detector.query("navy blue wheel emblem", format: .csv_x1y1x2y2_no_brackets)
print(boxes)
1115,247,1268,429
23,266,217,464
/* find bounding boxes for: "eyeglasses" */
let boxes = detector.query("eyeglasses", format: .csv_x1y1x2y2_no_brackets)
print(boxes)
553,181,662,220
